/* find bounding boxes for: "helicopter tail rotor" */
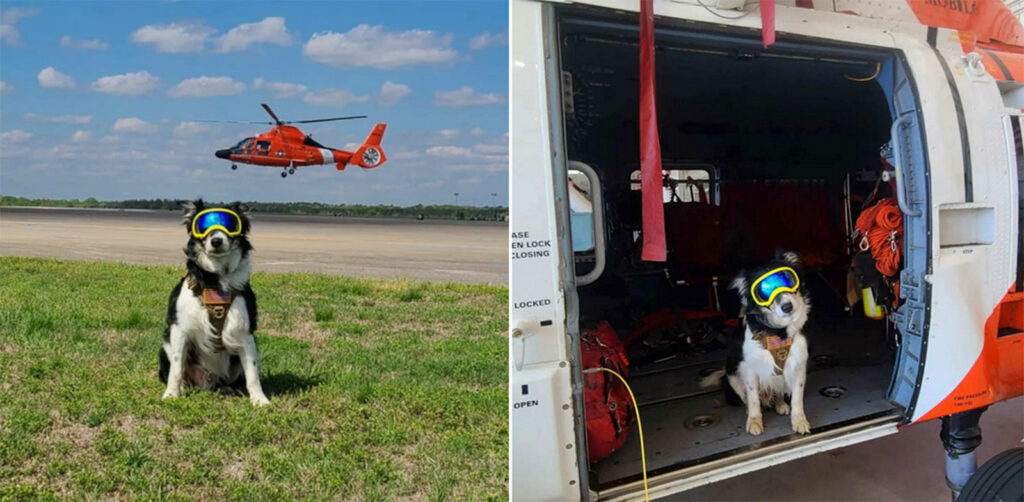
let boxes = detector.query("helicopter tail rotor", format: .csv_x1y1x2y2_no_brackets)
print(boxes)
350,123,387,169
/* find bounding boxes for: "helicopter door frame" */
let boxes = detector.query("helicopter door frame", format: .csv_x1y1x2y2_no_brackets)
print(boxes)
509,2,589,500
888,27,1021,424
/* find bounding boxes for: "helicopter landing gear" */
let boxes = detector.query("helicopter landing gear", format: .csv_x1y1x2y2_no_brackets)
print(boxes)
231,164,237,170
281,171,287,178
288,168,295,175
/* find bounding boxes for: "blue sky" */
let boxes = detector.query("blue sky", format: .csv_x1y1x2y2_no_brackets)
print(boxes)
0,1,508,206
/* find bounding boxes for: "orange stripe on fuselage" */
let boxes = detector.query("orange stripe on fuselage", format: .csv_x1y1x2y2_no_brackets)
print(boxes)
906,0,1024,46
912,289,1024,424
978,48,1024,81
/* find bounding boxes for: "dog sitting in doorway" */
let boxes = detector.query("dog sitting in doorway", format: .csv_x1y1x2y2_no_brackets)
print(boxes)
702,251,811,435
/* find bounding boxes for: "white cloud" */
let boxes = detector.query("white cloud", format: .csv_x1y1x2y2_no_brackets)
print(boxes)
131,21,214,53
0,130,32,142
253,77,307,99
99,135,119,144
72,130,91,142
167,76,245,98
214,17,292,52
470,127,485,136
302,24,457,69
0,7,38,45
25,112,92,124
113,117,157,133
37,67,76,90
474,143,509,155
60,35,109,50
303,88,369,107
468,31,508,50
91,71,160,95
0,80,12,94
173,121,211,137
438,129,459,138
377,80,410,106
434,86,505,107
426,145,471,157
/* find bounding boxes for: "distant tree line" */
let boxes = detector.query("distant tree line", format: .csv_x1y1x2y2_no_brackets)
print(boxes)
0,196,508,221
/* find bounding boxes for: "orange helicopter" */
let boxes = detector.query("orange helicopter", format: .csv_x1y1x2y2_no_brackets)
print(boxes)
209,104,387,178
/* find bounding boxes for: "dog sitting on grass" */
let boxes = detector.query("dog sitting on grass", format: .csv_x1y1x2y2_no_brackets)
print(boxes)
159,199,269,406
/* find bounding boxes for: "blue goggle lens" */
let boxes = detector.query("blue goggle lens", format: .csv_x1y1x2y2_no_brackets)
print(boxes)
196,210,239,234
756,271,796,300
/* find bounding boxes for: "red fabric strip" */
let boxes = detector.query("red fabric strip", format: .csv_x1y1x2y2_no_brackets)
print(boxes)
761,0,776,47
639,0,666,262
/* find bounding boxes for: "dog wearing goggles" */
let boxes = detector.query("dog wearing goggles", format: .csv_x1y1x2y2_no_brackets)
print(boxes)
158,199,270,406
702,251,811,435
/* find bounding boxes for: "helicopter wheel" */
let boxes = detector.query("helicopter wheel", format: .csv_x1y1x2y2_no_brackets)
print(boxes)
281,171,287,178
288,168,295,175
231,164,237,170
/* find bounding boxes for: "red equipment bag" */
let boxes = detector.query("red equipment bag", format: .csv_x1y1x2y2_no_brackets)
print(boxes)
582,321,633,462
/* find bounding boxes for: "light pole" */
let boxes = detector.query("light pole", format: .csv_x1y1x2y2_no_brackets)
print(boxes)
491,192,497,220
453,192,460,220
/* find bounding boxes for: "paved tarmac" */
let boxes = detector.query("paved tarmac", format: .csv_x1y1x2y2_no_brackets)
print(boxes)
675,396,1023,501
0,207,508,284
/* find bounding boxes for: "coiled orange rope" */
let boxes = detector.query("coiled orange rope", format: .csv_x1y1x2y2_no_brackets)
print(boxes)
855,198,903,277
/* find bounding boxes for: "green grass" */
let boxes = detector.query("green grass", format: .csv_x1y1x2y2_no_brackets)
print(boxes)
0,257,508,501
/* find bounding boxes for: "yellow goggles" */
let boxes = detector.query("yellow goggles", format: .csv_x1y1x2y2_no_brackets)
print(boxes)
750,267,800,307
191,208,242,239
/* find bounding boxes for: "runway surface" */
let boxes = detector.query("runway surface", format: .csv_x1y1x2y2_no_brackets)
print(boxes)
0,207,508,284
676,396,1023,501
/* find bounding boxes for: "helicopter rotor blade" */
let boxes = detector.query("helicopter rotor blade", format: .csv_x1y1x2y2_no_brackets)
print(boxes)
287,115,368,124
194,120,274,124
261,103,283,126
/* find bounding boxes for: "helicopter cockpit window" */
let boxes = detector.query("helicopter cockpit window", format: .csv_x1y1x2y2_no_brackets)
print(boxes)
256,140,271,151
231,137,255,153
303,135,328,149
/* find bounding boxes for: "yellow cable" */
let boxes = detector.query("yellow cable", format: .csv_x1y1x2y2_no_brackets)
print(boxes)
593,367,649,502
845,62,881,82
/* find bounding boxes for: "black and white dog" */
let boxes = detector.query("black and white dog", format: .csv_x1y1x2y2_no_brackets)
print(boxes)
702,251,811,435
159,199,269,406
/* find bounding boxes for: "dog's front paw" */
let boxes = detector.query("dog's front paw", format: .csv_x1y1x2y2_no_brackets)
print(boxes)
746,415,764,435
250,394,271,407
162,389,180,400
792,414,811,434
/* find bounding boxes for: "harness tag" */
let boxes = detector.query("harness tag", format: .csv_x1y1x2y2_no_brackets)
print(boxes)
200,287,236,342
756,334,793,375
202,289,233,305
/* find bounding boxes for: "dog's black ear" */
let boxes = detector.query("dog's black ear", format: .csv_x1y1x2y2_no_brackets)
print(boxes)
179,199,204,227
231,202,252,232
780,250,801,266
231,201,251,216
730,271,749,308
730,271,748,294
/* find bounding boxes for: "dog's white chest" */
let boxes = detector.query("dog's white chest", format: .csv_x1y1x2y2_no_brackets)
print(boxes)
173,287,250,353
741,330,808,393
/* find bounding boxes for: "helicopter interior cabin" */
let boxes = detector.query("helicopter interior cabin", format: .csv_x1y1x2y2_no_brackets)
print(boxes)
557,7,926,490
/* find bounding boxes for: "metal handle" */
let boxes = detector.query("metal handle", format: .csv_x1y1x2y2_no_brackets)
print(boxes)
569,161,606,286
890,115,923,217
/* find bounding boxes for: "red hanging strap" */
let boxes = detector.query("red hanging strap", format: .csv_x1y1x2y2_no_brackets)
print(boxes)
639,0,666,262
760,0,776,47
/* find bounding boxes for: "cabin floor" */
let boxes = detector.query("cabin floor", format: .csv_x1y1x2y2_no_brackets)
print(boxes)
593,314,902,489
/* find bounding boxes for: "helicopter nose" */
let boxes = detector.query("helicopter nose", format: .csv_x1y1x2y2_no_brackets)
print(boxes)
215,149,231,159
